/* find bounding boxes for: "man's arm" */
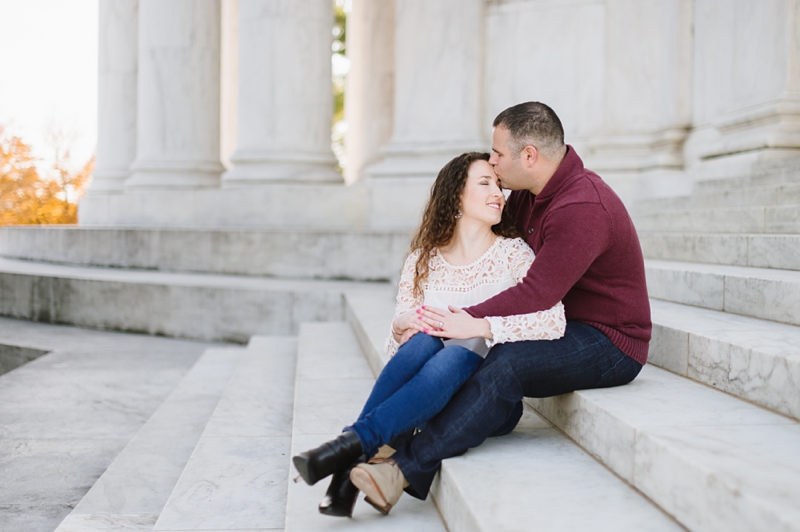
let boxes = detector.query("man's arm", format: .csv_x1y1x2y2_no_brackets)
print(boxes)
465,202,611,318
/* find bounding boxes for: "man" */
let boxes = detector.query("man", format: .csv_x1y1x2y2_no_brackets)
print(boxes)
349,101,651,511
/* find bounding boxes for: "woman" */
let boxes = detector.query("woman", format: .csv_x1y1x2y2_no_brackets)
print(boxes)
292,152,566,517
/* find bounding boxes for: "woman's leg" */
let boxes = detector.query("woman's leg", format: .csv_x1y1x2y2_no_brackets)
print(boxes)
355,333,444,421
349,345,483,457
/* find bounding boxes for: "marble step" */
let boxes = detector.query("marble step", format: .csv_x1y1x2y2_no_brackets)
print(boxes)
645,259,800,327
639,233,800,271
54,346,246,532
285,321,446,530
0,225,411,282
649,299,800,420
343,293,683,531
632,204,800,233
0,257,390,342
528,365,800,531
0,318,213,532
152,336,298,531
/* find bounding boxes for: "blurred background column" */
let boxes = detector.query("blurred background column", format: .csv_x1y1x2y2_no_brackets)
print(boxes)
343,0,395,185
87,0,138,195
364,0,485,180
685,0,800,179
222,0,340,185
362,0,485,228
126,0,224,189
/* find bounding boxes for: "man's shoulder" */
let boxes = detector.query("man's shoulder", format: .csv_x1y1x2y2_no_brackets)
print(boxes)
556,168,626,213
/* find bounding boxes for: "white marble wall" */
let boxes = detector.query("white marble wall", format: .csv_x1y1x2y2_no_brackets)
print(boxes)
222,0,340,185
90,0,138,195
126,0,224,189
686,0,800,178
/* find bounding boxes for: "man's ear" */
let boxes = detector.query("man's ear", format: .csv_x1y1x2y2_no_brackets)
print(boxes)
522,145,538,168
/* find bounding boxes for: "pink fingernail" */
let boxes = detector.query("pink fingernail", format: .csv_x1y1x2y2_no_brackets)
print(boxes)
416,309,420,313
424,329,429,333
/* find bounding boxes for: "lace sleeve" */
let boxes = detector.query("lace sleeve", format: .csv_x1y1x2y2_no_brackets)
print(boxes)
507,237,535,282
484,301,566,348
385,251,424,357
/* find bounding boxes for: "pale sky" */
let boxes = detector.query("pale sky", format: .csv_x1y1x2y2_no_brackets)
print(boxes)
0,0,98,169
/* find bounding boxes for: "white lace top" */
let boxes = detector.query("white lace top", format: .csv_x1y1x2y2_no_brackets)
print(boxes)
386,236,566,357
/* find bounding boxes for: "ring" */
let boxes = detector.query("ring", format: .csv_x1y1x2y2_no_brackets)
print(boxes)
438,321,443,328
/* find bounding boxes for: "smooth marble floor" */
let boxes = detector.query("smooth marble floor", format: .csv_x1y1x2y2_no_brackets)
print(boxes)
0,318,219,532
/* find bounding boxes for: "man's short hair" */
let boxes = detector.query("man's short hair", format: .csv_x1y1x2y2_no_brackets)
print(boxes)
493,102,565,159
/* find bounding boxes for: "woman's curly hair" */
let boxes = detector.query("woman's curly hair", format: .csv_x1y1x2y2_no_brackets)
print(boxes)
408,152,520,298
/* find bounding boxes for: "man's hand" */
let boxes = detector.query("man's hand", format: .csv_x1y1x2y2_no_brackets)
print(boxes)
416,305,492,340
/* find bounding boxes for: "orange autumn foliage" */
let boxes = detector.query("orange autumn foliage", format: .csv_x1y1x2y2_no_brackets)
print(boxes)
0,125,93,225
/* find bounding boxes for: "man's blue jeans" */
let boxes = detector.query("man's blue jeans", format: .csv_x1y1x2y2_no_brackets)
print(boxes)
392,321,643,498
345,333,484,458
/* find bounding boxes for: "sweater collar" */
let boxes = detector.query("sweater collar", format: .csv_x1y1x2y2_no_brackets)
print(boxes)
535,145,583,199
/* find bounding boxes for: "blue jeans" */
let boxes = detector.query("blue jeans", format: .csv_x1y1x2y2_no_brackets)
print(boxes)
345,333,484,458
392,321,643,498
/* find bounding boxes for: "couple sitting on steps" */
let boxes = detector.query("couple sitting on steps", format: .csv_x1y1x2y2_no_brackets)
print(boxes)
292,101,651,517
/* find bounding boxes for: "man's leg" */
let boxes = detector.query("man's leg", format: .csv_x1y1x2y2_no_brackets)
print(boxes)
392,322,642,498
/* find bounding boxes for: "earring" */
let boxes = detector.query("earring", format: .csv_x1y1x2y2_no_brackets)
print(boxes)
455,210,462,219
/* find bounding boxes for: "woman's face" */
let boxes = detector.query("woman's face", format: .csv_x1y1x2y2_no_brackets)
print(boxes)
458,160,505,227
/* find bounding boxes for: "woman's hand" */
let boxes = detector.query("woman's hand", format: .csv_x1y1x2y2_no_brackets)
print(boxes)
415,305,492,341
391,309,427,344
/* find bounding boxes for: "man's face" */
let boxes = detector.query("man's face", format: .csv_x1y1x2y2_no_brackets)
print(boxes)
488,126,526,191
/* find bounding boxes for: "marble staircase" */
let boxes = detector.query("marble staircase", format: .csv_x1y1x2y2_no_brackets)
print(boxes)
5,284,800,531
633,156,800,429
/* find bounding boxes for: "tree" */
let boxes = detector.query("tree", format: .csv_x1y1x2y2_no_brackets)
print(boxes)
0,124,93,225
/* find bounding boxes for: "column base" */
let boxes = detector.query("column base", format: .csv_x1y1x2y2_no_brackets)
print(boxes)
222,150,342,185
85,170,129,195
585,126,690,173
364,140,487,180
126,160,224,190
693,98,800,162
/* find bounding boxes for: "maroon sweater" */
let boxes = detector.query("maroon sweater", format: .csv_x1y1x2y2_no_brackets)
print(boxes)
466,146,651,364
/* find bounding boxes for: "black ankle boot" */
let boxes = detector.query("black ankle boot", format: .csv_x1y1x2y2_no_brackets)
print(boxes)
293,431,363,486
318,460,362,517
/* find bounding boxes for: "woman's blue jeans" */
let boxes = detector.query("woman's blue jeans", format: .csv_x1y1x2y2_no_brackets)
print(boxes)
345,333,483,458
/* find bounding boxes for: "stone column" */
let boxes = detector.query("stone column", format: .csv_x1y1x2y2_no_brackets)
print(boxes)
587,0,693,169
88,0,138,195
344,0,395,184
366,0,486,179
126,0,224,189
222,0,340,185
584,0,694,201
687,0,800,177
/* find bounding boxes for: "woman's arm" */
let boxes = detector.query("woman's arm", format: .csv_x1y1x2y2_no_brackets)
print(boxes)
416,302,565,345
385,251,426,356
